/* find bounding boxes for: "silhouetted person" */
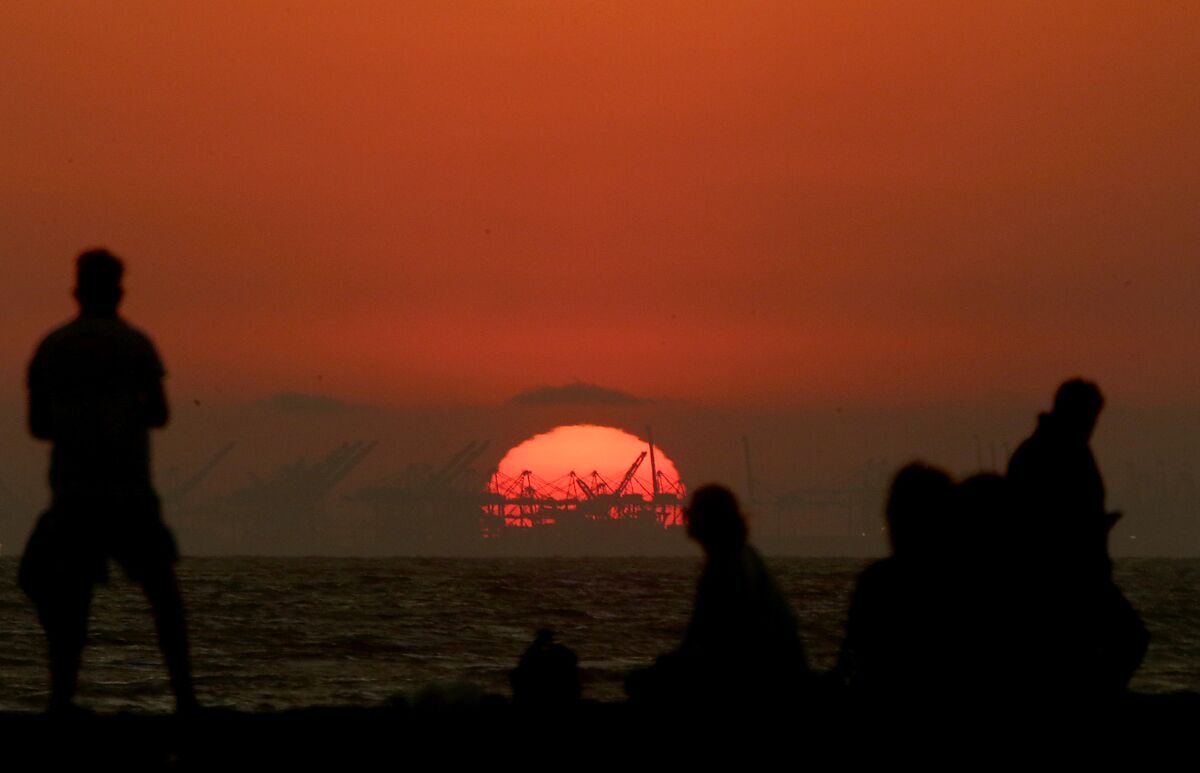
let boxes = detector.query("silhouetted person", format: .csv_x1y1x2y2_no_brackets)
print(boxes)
510,629,581,710
1008,379,1116,578
835,463,957,700
627,485,810,710
1006,379,1147,696
18,249,197,714
952,472,1032,699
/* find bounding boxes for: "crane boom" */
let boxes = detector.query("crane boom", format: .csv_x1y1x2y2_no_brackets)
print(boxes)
574,474,596,500
613,452,647,497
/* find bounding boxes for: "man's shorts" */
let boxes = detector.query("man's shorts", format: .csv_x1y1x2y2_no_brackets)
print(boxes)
18,493,179,600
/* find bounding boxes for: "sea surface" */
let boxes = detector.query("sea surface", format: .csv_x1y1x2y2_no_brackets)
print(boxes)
0,557,1197,712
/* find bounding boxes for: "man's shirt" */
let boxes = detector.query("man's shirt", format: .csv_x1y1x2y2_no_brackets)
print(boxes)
28,315,165,502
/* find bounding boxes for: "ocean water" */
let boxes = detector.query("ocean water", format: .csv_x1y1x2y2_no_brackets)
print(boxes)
0,556,1197,712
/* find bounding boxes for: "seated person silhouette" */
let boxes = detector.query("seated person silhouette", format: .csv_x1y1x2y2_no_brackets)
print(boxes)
951,472,1040,702
19,249,197,714
1006,379,1147,696
835,462,958,701
1008,378,1117,580
627,484,810,710
510,629,581,711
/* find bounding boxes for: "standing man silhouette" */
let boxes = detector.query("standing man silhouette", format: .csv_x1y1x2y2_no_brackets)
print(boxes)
19,249,197,714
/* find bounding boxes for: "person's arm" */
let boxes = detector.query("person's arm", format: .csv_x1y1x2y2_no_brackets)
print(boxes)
141,377,169,428
139,336,169,428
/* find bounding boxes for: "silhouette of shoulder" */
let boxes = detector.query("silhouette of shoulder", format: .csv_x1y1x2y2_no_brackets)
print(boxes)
684,544,804,661
30,316,164,385
839,558,907,669
1008,412,1105,521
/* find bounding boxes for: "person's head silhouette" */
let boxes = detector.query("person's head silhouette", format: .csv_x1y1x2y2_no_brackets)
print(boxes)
74,248,124,316
1051,378,1104,442
684,484,748,555
885,462,953,555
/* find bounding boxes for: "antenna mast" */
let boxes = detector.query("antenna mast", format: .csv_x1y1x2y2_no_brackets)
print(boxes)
647,426,660,497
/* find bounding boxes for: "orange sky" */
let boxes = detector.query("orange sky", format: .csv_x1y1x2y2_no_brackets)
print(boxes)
3,2,1198,408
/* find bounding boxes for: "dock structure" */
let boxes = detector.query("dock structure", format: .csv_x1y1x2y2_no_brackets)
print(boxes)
176,440,377,553
347,435,688,547
481,449,687,534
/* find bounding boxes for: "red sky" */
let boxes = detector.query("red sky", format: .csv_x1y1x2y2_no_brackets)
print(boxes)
3,2,1198,408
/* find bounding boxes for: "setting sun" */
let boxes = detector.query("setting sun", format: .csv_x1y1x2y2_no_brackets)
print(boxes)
484,425,685,530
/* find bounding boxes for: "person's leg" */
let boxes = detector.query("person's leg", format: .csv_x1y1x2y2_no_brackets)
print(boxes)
36,580,94,712
140,565,198,713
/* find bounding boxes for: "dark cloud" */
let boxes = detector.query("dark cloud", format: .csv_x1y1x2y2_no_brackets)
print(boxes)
264,392,370,414
509,382,649,406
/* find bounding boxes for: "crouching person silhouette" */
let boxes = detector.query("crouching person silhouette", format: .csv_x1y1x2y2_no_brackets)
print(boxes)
19,249,197,714
627,485,811,713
